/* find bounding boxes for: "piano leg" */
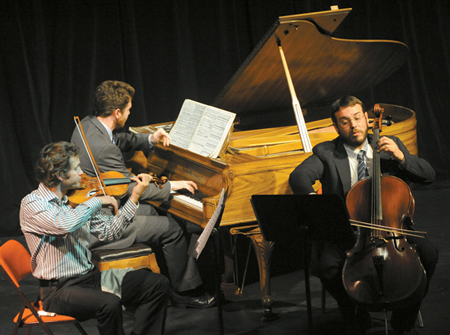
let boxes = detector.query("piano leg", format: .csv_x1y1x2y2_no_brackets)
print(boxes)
248,232,276,320
229,226,276,320
218,228,241,299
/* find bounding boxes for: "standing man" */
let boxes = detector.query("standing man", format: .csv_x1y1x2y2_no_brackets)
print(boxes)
71,80,215,308
289,96,438,335
20,141,170,335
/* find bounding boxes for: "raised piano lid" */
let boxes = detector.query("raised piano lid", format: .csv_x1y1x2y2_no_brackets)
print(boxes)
212,8,409,129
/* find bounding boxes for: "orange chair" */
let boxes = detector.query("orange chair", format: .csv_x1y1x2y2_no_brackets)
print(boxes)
0,239,87,335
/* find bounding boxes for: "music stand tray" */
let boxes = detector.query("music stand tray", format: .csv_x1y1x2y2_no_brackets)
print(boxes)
250,194,354,333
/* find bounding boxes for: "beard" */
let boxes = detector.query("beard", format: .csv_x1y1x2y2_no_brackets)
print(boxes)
338,127,368,148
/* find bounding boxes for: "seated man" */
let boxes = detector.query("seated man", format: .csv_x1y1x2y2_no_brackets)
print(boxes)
289,96,438,335
71,80,214,308
20,141,170,335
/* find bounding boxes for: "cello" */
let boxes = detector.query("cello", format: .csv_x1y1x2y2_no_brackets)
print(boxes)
342,105,427,312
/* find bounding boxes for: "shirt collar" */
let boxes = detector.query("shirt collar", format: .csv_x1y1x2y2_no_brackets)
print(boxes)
37,183,69,205
343,138,372,160
98,118,114,143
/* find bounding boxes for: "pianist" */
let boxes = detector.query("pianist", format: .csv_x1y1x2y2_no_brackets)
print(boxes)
289,96,438,335
71,80,216,309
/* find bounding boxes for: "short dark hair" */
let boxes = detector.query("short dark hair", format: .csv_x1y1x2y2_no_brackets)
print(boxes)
94,80,135,117
330,96,365,124
35,141,80,188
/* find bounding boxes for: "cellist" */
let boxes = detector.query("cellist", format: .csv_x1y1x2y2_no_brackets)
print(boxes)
289,96,438,335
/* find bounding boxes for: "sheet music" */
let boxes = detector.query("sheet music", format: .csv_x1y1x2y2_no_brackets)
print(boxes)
170,99,235,158
170,100,204,149
188,189,225,259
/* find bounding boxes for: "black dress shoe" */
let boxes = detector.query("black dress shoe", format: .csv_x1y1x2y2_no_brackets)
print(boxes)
170,291,217,309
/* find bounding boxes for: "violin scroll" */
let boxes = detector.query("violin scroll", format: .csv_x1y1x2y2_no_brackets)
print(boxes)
148,173,168,189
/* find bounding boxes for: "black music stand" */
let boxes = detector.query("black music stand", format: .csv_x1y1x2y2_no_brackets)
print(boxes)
250,194,355,334
210,206,226,335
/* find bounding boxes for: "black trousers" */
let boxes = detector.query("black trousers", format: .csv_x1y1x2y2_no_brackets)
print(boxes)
314,233,438,332
90,203,203,293
40,268,170,335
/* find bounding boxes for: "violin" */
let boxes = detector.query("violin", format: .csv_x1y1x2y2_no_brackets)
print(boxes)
342,104,427,312
67,171,168,207
68,171,129,207
70,116,168,211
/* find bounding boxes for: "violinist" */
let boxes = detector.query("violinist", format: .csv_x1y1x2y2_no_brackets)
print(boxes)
20,141,170,335
289,96,438,335
71,80,216,309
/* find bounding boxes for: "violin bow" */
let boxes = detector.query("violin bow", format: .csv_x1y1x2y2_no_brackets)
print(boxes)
73,116,117,213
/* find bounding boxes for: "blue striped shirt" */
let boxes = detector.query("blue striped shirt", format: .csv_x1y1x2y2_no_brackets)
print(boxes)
20,183,138,280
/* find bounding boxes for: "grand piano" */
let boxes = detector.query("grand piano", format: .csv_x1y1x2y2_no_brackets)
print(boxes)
129,8,418,316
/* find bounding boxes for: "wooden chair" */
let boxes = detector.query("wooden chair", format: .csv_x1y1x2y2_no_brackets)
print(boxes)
0,239,87,335
91,243,160,273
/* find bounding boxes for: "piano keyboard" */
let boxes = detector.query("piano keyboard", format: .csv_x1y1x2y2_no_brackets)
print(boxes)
172,190,207,211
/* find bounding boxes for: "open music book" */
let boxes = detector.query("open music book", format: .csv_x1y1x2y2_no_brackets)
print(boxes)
169,99,236,158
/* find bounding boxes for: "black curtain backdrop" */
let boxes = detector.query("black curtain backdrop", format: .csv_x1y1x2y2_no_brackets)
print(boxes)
1,0,449,236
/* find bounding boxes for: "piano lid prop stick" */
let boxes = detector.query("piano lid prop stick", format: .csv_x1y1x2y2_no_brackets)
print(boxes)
276,37,312,153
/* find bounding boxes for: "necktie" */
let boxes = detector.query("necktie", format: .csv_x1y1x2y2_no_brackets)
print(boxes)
357,150,367,181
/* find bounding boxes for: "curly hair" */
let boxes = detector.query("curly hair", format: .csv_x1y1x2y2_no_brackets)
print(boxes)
94,80,135,117
330,96,365,124
34,141,80,188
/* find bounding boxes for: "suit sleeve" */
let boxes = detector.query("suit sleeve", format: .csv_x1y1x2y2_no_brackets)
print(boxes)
289,153,325,194
114,132,150,152
114,132,171,201
126,178,171,202
392,137,436,184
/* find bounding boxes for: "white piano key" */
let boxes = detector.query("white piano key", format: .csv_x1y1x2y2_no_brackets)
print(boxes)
173,194,203,211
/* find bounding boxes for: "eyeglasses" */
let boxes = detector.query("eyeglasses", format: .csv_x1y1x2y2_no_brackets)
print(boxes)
337,113,365,127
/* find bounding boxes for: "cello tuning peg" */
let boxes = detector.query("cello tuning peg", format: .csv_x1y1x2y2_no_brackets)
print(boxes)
382,115,393,126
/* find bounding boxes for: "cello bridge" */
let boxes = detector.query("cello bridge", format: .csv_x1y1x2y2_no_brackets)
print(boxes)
370,236,388,246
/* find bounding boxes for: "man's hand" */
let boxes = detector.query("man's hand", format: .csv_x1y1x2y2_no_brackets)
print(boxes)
129,173,152,203
377,136,405,162
97,195,119,213
150,128,171,147
171,180,198,194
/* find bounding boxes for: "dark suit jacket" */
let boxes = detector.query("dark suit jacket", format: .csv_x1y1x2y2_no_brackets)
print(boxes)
289,134,435,197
